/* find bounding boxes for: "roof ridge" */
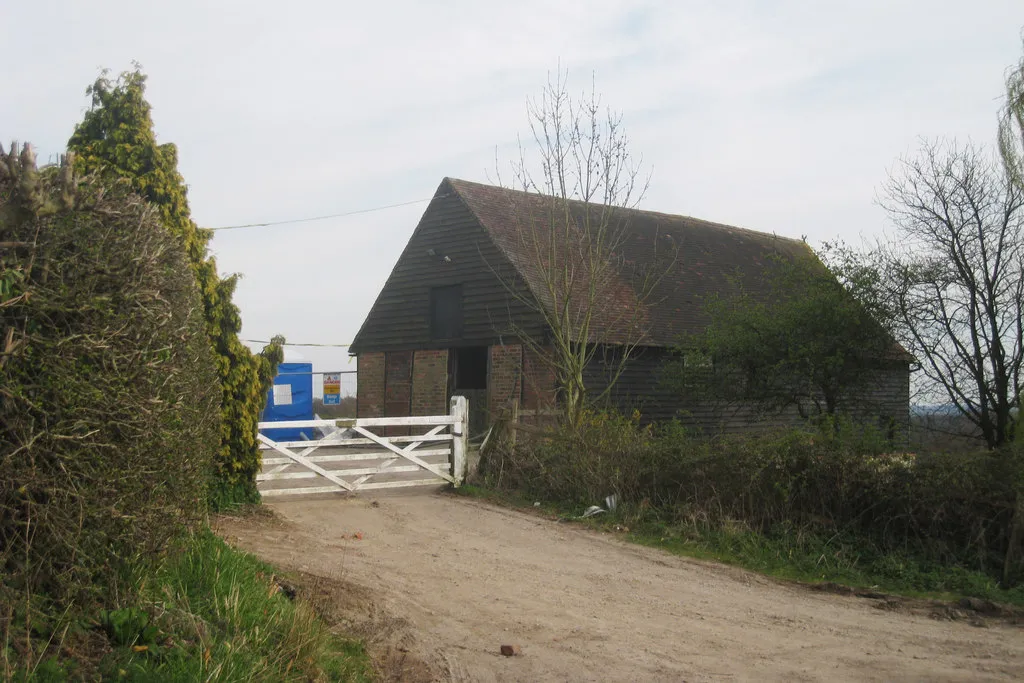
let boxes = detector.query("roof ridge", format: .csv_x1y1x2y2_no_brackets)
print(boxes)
443,177,806,247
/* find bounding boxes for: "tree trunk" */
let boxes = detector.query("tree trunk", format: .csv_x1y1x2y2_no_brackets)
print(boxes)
1004,490,1024,587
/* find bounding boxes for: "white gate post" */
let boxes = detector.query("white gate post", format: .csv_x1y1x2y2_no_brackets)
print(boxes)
450,395,468,486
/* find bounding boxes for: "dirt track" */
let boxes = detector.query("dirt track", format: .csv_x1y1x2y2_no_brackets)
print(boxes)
215,492,1024,682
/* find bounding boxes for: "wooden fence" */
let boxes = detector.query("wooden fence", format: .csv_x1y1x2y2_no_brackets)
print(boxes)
256,396,468,497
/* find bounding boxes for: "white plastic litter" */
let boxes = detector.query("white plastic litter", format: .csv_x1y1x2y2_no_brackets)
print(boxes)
581,505,606,518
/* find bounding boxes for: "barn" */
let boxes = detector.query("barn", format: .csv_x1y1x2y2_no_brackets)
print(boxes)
349,178,910,436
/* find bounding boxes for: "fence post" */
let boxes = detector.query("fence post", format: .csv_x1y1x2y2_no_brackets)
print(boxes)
509,398,519,448
450,395,468,487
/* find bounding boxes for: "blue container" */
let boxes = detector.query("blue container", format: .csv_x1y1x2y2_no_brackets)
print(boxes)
261,362,315,441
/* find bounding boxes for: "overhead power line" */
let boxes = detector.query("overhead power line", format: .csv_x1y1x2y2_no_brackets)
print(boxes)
276,370,357,376
242,339,351,348
209,194,448,231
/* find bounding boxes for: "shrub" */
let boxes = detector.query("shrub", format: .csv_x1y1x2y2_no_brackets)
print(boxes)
0,145,220,606
67,68,283,505
482,411,1024,585
479,410,657,504
657,430,1021,577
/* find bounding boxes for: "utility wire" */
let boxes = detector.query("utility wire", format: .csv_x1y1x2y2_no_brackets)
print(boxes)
223,193,450,349
242,339,351,348
209,194,447,231
275,370,358,376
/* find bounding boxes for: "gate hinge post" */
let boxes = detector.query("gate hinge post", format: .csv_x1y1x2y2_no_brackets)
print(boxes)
450,395,469,487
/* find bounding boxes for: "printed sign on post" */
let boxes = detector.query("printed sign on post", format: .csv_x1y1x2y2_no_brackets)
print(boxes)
272,383,292,406
323,372,341,405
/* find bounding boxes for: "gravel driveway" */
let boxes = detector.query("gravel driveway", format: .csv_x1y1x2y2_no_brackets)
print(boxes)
215,492,1024,682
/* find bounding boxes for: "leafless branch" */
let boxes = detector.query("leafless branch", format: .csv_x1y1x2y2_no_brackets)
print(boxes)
875,139,1024,448
490,69,672,428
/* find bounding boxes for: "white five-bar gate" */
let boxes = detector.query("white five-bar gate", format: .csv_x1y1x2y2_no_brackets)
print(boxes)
257,396,468,497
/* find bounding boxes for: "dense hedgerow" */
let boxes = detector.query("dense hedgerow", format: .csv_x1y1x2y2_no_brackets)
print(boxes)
0,144,219,606
480,412,1024,586
67,69,282,506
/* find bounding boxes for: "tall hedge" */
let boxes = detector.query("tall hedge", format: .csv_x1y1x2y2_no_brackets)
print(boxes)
0,144,219,604
483,413,1024,586
67,69,282,504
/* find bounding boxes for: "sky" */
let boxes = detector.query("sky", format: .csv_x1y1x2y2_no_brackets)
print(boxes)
3,1,1023,394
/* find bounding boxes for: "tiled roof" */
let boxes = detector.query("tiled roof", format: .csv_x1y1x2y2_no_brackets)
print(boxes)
446,177,813,347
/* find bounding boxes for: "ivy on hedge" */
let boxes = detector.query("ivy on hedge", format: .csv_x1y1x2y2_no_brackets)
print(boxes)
67,69,283,503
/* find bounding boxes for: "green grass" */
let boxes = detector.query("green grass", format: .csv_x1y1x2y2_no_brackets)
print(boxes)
2,529,374,682
626,522,1024,605
454,485,1024,606
98,529,374,681
206,480,261,513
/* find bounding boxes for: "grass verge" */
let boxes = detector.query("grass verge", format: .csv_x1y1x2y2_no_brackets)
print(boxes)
100,529,374,681
3,528,374,682
454,484,1024,607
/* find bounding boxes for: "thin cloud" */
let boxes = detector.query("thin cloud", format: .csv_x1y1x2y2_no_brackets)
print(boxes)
3,0,1022,373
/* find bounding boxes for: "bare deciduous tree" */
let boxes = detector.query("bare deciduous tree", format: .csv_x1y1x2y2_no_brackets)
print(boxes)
493,71,673,429
874,140,1024,449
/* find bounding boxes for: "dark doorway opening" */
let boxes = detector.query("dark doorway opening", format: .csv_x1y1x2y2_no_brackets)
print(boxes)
450,346,488,436
453,346,488,391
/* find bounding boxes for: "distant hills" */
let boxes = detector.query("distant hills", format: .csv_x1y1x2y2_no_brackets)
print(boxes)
911,404,963,416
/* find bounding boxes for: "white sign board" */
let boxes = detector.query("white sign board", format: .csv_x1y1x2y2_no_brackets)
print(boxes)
272,383,292,406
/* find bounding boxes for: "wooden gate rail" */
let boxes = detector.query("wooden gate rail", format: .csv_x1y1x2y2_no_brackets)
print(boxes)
256,395,468,497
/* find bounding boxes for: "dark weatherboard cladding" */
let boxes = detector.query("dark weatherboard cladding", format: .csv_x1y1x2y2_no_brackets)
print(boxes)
351,178,911,436
350,181,544,354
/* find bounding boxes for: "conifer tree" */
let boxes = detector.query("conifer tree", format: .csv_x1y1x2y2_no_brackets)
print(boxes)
68,68,282,504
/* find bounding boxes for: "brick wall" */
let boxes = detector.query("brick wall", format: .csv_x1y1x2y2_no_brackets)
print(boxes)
488,344,523,419
384,350,413,436
412,349,449,416
356,352,385,418
521,345,557,427
364,343,569,429
384,350,413,414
